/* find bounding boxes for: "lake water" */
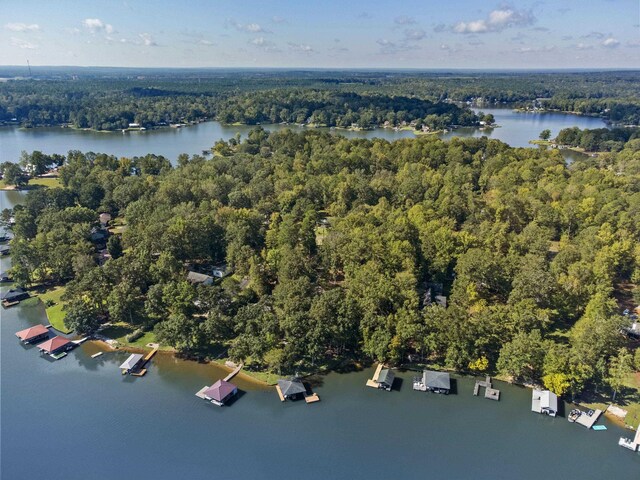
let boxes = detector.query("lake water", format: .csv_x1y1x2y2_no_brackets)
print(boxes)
0,108,606,164
3,110,637,479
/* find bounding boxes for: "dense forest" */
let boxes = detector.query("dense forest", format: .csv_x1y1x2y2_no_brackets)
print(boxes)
216,90,478,129
1,69,639,130
4,129,640,399
555,126,640,152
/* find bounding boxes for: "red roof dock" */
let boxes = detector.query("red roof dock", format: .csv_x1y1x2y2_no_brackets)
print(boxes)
15,324,49,344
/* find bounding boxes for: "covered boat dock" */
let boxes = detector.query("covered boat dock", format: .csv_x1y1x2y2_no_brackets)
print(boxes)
15,324,49,344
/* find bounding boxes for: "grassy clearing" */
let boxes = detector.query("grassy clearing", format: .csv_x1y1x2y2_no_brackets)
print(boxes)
29,176,62,188
580,371,640,427
39,286,71,333
99,322,172,351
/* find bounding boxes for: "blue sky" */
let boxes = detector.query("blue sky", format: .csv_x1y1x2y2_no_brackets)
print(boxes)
1,0,638,68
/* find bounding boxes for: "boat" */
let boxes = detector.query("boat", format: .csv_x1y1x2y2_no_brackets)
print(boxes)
592,425,607,431
568,409,582,422
91,352,103,358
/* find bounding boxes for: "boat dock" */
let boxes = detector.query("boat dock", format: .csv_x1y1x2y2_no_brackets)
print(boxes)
619,423,640,451
195,385,210,400
570,409,603,429
124,347,159,377
473,376,500,401
366,364,384,388
304,393,320,403
72,337,89,345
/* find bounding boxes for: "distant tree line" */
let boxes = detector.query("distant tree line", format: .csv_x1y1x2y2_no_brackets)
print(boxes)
1,70,639,130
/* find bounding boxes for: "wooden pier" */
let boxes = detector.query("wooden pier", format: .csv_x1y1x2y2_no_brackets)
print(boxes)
276,385,285,402
223,363,243,382
304,393,320,404
195,385,210,400
473,376,500,401
366,364,384,388
91,352,103,358
143,346,158,362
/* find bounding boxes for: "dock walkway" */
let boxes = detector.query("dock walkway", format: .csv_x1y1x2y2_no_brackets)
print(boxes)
195,385,209,400
473,376,500,401
366,364,384,388
223,363,243,382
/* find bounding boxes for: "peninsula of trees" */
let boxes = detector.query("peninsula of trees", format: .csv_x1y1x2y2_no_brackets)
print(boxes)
4,128,640,401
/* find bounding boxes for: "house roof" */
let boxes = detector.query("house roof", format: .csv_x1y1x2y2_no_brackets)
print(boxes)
2,288,28,301
187,271,213,284
424,370,451,390
378,368,395,386
119,353,144,370
532,389,558,412
204,380,237,402
16,324,49,341
277,378,306,396
0,245,10,253
38,336,71,353
540,390,558,411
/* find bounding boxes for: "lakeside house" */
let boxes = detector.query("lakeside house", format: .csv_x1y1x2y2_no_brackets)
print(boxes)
90,228,109,248
119,353,145,374
37,336,73,356
377,368,395,391
531,389,558,417
2,287,30,307
212,263,232,279
99,212,112,227
202,380,238,406
186,271,214,286
15,324,49,344
277,378,307,400
413,370,451,394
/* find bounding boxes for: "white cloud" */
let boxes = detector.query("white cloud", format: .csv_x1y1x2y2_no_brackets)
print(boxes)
250,37,279,52
82,18,114,34
139,33,157,46
10,37,37,49
454,8,535,34
199,39,214,46
376,38,411,55
575,43,594,50
5,22,40,32
404,28,426,41
394,16,416,25
287,42,314,53
602,37,620,48
229,20,271,34
582,31,604,39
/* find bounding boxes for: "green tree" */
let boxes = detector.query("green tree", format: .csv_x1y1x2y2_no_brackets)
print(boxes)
607,347,634,402
496,330,546,382
107,235,123,259
64,298,101,334
539,129,551,140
